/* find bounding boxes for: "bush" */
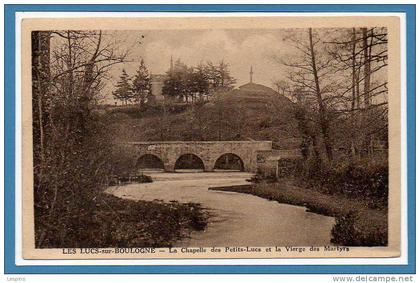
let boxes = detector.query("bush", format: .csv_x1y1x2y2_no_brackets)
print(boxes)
331,211,387,246
36,194,207,248
296,156,388,209
109,174,153,186
133,174,153,183
277,158,301,178
247,173,277,183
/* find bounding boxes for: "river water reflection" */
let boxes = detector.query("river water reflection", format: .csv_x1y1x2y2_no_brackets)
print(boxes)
108,172,335,247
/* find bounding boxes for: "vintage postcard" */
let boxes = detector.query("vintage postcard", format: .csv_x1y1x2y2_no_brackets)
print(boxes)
20,15,401,260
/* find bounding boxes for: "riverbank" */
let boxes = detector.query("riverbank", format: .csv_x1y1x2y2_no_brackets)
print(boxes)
210,180,387,246
36,193,208,248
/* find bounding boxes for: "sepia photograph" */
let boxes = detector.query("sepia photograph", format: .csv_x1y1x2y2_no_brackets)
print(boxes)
21,15,401,259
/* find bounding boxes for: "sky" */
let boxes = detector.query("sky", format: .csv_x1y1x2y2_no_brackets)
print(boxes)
104,29,291,102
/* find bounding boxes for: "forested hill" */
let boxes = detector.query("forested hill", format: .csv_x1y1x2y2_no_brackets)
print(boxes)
105,83,301,150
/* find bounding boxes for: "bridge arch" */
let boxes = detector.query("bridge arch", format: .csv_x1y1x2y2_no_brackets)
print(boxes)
128,141,275,172
214,153,245,171
174,153,205,171
136,154,165,171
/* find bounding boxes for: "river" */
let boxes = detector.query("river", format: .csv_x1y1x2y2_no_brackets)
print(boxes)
107,172,335,247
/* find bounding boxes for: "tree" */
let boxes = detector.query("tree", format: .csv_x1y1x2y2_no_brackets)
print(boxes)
272,79,291,96
325,27,388,156
279,27,388,161
162,59,236,101
132,59,152,106
215,60,236,91
113,69,133,105
33,30,128,247
162,72,178,99
162,59,188,101
32,31,51,179
308,28,334,161
184,67,196,102
194,63,210,99
193,67,210,100
282,28,335,161
205,60,236,93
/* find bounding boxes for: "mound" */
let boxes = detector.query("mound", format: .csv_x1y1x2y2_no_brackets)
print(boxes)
108,82,301,150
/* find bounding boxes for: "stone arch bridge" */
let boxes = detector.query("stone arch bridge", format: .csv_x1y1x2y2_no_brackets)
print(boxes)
124,141,277,172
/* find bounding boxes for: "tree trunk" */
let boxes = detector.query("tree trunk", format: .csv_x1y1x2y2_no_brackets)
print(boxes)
308,28,333,161
350,28,357,156
32,31,51,175
79,31,102,134
32,31,51,248
362,28,373,155
362,28,371,108
351,28,357,112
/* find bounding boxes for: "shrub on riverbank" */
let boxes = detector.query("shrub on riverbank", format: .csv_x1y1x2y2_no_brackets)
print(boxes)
35,193,208,248
108,174,153,186
331,211,387,246
294,156,388,210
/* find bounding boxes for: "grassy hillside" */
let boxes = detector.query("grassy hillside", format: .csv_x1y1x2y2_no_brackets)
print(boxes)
104,83,301,150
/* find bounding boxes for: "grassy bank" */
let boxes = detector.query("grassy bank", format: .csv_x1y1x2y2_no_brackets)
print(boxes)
36,193,208,248
106,90,300,150
210,181,387,246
